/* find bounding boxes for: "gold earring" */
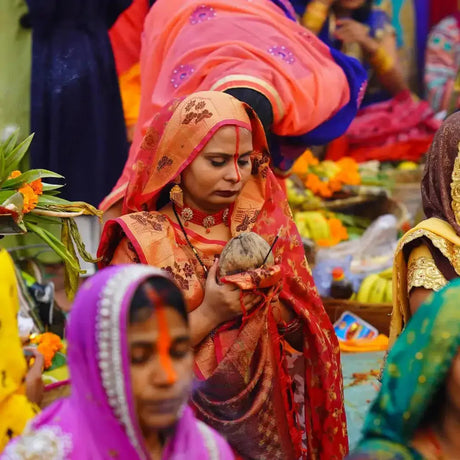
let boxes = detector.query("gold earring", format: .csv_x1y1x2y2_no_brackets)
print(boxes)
169,182,184,208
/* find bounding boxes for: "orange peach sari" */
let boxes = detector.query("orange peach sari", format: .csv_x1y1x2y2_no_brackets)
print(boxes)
99,92,348,459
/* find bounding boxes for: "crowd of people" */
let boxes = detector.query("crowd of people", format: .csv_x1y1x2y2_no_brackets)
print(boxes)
1,0,460,459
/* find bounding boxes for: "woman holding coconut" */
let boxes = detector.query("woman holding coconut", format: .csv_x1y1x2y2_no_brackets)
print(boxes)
98,91,347,459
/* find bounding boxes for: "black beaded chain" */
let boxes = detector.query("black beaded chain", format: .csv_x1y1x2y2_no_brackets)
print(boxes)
172,204,208,276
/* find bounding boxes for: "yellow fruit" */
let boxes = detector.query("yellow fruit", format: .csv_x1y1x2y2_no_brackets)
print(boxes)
357,274,380,303
379,267,393,280
370,276,387,303
304,212,331,241
294,214,311,239
397,161,418,171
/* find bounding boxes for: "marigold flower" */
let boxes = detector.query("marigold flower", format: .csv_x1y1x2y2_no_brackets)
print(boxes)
30,332,63,369
305,173,323,194
30,178,43,195
8,170,22,179
293,149,319,178
18,184,39,213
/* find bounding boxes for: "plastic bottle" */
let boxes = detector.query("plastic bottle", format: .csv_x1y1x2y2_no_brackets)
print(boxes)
330,267,353,300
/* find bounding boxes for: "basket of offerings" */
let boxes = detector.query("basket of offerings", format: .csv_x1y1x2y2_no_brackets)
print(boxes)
287,152,409,317
0,132,100,408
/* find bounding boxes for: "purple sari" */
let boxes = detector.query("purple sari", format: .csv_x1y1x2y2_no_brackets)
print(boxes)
2,265,234,460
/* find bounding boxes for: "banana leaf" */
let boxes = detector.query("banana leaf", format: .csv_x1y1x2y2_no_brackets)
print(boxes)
2,169,63,189
3,134,34,177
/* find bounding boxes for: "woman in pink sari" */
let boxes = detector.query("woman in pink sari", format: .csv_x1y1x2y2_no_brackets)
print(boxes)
101,0,367,214
2,265,234,460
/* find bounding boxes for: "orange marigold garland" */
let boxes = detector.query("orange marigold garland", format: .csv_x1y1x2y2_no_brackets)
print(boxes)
30,332,63,369
293,150,361,199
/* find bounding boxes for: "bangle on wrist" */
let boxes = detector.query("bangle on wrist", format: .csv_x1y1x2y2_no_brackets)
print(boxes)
369,46,394,74
278,317,302,335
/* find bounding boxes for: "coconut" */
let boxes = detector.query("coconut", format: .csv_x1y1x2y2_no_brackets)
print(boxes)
218,232,274,277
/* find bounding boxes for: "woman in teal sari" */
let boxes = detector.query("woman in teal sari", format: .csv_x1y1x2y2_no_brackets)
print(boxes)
349,279,460,459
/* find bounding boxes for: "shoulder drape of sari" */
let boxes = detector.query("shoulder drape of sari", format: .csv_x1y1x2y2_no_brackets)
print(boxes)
391,217,460,346
352,280,460,459
0,249,39,452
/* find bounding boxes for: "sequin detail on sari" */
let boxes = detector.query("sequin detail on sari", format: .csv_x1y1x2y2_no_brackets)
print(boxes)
267,45,296,64
170,65,195,89
190,5,216,25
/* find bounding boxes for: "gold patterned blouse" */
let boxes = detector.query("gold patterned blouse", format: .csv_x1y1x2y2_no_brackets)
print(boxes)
407,244,448,293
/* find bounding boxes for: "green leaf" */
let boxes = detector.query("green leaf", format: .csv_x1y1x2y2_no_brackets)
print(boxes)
61,219,80,300
0,189,17,205
0,147,5,186
48,351,67,371
42,182,64,192
2,191,24,212
3,169,64,189
4,133,34,172
24,221,82,273
24,213,62,227
68,218,101,263
2,129,20,155
37,195,72,206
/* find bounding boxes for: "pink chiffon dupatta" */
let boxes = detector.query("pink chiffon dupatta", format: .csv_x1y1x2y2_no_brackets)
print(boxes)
2,266,234,460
